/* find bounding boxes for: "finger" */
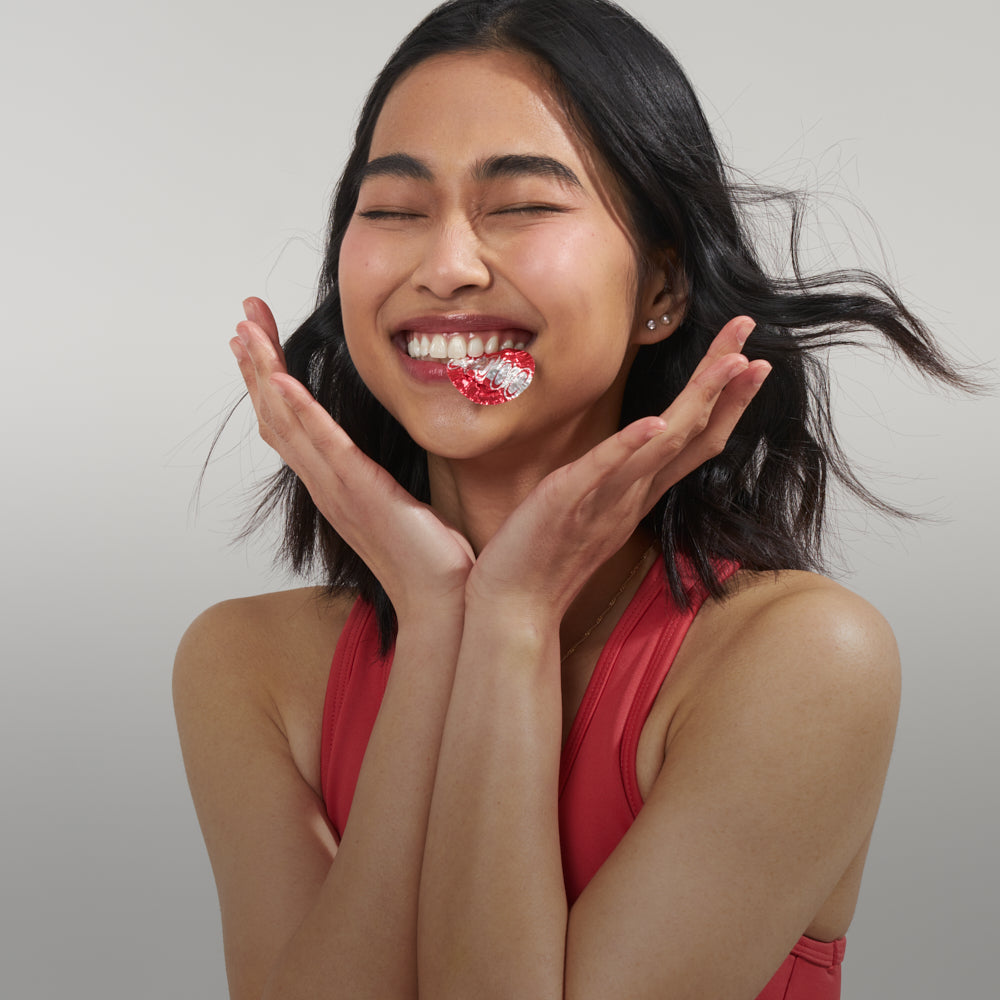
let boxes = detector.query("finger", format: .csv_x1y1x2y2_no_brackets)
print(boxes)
539,414,670,508
269,372,355,459
269,372,409,493
553,353,752,514
236,318,287,374
229,333,253,381
604,357,765,503
687,316,756,381
229,335,267,416
701,315,755,359
653,352,751,450
231,321,287,436
230,319,321,466
242,296,282,352
647,359,771,495
268,372,450,552
554,349,755,506
235,318,294,427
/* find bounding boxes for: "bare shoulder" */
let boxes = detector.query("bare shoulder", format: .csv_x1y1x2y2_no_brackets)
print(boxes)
732,568,896,643
685,569,897,680
173,586,356,792
175,586,354,675
175,586,355,697
672,568,901,748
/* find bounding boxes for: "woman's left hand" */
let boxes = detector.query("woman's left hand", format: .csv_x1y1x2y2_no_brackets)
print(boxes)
469,316,769,623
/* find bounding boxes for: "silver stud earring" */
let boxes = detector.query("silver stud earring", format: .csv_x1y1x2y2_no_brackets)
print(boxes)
660,314,671,325
646,319,657,331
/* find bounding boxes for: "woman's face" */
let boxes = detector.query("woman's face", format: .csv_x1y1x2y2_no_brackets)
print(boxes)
339,49,668,465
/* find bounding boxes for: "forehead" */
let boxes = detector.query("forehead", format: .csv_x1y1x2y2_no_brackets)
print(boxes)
369,49,591,177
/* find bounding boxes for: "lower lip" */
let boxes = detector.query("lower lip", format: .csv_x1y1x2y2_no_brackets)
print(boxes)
398,352,452,383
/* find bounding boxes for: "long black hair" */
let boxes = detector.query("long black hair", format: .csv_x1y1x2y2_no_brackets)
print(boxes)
246,0,975,650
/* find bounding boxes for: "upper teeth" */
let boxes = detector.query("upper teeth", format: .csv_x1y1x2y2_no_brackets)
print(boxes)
406,332,527,360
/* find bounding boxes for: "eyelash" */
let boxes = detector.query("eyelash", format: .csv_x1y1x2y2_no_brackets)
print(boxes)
358,210,420,221
357,205,565,221
496,204,564,216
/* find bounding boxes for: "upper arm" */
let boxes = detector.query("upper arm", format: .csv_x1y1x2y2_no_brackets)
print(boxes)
565,581,900,1000
173,597,341,1000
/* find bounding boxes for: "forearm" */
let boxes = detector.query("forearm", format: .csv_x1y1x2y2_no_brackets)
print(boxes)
263,611,464,1000
418,602,568,999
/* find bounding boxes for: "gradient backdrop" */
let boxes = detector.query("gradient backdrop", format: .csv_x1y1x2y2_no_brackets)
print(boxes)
2,1,997,996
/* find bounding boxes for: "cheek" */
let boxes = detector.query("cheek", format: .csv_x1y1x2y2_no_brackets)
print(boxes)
505,225,637,329
506,227,578,280
339,226,378,283
338,225,402,315
338,228,389,387
338,227,367,328
338,224,412,294
504,227,606,299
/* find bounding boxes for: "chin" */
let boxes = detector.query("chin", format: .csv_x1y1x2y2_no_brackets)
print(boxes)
409,425,512,463
400,404,530,465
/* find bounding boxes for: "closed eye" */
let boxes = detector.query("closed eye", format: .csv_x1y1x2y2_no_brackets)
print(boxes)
357,205,568,220
493,204,567,216
357,209,423,221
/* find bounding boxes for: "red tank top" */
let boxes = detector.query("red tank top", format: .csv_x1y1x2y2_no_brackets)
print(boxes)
320,558,846,998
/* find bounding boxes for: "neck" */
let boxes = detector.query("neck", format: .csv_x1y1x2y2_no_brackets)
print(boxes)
426,394,626,553
427,451,546,555
425,427,657,660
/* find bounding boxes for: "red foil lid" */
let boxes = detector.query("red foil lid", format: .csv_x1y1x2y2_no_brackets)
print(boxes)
447,349,535,405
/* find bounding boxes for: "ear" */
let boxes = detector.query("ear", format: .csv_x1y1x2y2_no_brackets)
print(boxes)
632,250,688,346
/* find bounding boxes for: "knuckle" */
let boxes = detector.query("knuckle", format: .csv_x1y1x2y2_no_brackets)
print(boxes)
690,409,712,436
659,431,689,454
692,369,721,398
258,406,293,446
703,431,729,457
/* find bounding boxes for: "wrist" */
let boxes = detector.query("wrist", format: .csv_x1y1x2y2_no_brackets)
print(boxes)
395,600,465,644
465,563,565,628
461,590,561,667
392,575,467,628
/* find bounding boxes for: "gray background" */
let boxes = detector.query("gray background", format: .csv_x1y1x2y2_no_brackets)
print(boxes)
2,1,997,996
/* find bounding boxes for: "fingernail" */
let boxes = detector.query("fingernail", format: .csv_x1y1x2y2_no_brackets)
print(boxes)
736,319,757,349
728,355,750,377
750,362,772,387
642,417,668,442
229,338,245,361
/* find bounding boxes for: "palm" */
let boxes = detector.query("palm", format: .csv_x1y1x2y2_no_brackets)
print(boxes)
233,298,474,614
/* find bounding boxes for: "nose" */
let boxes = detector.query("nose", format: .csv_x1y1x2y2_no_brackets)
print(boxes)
410,219,491,298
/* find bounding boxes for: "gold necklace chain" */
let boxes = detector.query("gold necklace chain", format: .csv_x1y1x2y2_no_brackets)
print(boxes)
560,545,656,663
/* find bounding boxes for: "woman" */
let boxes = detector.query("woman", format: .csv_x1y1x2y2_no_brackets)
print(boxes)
174,1,969,997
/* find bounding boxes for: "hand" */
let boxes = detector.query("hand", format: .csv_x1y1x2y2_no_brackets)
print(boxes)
231,297,475,618
469,316,770,622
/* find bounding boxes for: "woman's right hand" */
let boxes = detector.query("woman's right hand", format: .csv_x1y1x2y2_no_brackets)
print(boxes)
231,297,475,620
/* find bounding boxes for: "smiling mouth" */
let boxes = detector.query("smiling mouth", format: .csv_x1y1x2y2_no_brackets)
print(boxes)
403,331,531,362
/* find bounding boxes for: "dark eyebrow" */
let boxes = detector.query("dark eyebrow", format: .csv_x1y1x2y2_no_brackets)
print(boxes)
360,153,433,182
359,152,582,188
473,154,582,188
